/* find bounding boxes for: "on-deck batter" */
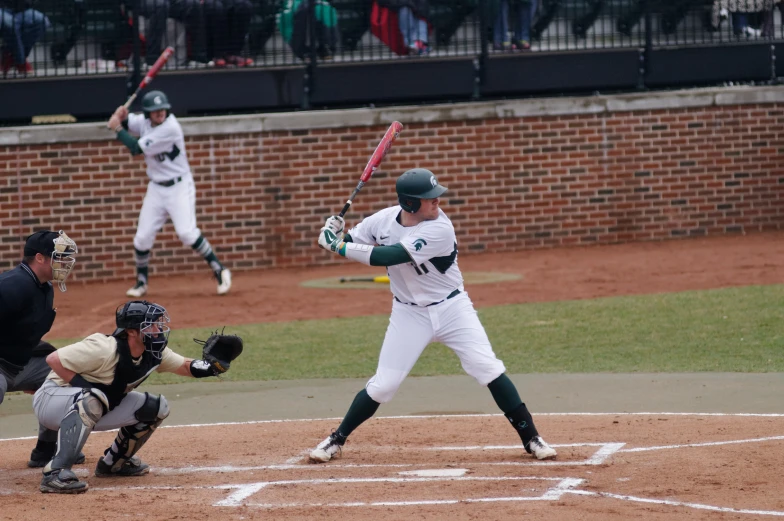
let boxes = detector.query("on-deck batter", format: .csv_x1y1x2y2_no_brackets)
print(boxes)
107,90,231,297
310,168,557,462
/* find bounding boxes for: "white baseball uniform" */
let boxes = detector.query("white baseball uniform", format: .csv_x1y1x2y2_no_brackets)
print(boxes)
127,113,201,250
347,206,506,403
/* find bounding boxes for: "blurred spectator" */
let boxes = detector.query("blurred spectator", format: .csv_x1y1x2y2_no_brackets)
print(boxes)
277,0,339,60
136,0,169,66
493,0,536,51
710,0,774,36
216,0,253,66
0,0,50,75
372,0,430,56
169,0,222,66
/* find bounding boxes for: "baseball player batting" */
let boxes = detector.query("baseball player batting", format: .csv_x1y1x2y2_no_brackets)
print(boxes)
311,168,557,462
33,300,241,493
107,91,231,297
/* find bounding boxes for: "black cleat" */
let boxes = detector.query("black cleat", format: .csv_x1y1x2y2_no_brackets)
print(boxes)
40,469,88,494
94,455,150,477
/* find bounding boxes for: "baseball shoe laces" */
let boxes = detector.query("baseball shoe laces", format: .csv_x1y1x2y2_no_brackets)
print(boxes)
527,436,557,460
309,431,346,463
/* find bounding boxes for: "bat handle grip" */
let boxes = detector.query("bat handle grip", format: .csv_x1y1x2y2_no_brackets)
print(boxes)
123,92,138,110
338,201,351,218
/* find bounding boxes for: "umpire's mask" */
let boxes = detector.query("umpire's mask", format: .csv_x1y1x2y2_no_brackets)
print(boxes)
24,229,78,292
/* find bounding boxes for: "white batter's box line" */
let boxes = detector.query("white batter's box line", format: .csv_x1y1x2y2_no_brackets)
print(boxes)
618,434,784,453
567,489,784,517
4,412,784,443
208,476,587,508
427,442,626,466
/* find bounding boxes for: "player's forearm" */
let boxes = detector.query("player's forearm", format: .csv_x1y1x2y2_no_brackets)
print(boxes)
115,129,144,155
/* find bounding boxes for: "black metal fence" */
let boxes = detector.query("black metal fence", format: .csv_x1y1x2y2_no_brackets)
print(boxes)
1,0,781,78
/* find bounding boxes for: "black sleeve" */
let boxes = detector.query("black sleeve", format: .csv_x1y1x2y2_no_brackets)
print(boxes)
121,119,129,131
369,243,412,267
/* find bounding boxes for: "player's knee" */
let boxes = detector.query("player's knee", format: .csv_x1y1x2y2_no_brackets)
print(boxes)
134,392,170,423
76,390,108,428
365,379,401,404
467,360,507,387
179,229,201,247
133,235,154,252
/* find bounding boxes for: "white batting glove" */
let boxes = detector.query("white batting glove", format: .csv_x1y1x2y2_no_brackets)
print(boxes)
318,227,345,255
324,215,345,237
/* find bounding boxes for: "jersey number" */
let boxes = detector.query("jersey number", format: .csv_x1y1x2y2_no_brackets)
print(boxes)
154,144,180,163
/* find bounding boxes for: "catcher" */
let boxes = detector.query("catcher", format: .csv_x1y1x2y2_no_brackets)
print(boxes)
32,300,243,494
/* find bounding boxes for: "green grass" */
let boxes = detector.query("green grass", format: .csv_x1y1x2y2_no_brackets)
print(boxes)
52,285,784,385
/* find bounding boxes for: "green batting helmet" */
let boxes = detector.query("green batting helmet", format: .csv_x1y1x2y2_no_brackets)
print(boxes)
141,90,171,113
396,168,448,213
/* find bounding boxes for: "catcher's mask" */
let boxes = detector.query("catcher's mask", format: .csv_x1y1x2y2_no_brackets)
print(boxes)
23,229,78,292
113,300,171,359
395,168,448,213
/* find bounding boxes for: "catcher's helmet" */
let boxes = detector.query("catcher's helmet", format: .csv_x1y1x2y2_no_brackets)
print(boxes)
396,168,448,213
113,300,171,359
141,90,171,114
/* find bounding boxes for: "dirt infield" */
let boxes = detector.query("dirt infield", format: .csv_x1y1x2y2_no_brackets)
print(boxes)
1,414,783,520
2,232,783,520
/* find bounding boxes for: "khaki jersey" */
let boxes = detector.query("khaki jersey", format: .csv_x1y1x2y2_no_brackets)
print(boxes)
48,333,185,387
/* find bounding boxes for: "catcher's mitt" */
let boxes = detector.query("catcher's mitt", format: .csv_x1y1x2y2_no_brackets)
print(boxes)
194,330,244,374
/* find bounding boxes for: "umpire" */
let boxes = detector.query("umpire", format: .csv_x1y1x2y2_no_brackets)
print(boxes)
0,229,79,466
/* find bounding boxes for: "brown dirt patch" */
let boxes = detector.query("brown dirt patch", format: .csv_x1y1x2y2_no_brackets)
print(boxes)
1,414,783,520
49,232,784,339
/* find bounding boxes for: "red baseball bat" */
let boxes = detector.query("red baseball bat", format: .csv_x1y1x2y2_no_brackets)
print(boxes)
338,121,403,218
123,46,175,109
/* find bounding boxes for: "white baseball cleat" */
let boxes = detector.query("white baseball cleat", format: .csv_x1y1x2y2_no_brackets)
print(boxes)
528,436,557,460
126,281,148,298
217,269,232,295
309,432,345,463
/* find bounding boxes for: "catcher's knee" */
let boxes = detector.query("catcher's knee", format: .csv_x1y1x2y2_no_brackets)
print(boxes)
76,389,109,428
134,392,169,424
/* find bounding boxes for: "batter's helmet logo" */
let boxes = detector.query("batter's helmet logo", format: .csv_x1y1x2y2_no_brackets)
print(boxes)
430,176,437,188
154,95,163,105
413,238,427,251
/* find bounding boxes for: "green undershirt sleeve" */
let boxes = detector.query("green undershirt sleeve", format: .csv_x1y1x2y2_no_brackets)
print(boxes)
369,244,411,267
116,129,143,155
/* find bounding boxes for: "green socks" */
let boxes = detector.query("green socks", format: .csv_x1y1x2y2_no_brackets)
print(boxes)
336,389,380,438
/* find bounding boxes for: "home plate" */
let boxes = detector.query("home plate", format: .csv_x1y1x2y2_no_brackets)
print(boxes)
399,469,468,477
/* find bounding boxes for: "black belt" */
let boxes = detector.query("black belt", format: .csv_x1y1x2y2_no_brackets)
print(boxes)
395,289,460,307
154,176,182,187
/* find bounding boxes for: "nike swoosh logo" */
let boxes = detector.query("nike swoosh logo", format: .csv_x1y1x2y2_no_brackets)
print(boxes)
380,235,389,240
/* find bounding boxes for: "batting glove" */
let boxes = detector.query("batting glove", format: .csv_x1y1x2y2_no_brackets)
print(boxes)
318,227,346,256
324,215,345,237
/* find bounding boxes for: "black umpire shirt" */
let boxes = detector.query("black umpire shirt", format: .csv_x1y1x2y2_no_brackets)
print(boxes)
0,263,56,373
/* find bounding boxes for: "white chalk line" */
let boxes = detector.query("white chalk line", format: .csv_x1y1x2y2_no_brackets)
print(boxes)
211,476,585,507
567,490,784,517
618,434,784,453
3,412,784,442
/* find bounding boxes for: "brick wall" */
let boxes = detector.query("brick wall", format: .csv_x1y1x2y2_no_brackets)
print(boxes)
1,93,783,283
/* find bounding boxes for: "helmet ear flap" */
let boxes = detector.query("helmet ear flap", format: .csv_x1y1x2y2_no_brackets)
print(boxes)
398,195,421,213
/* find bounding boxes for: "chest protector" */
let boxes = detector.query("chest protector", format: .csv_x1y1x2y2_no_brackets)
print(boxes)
91,336,161,410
